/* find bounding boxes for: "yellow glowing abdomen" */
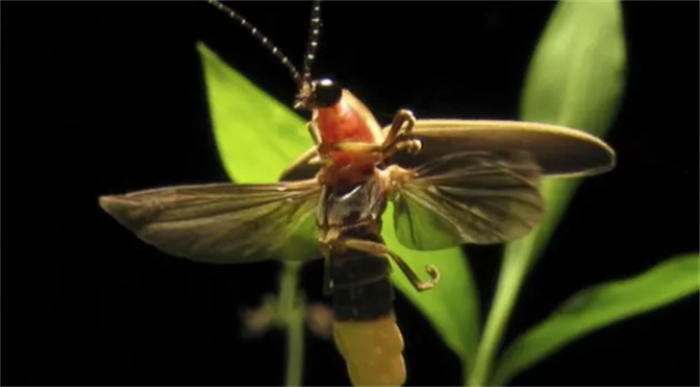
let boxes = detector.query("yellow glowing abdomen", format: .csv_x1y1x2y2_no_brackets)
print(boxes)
332,314,406,386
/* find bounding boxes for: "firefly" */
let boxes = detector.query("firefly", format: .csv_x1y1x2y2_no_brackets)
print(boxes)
98,1,616,386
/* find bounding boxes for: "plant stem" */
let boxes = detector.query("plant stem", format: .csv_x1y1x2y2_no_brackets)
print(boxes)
279,261,304,387
467,239,533,386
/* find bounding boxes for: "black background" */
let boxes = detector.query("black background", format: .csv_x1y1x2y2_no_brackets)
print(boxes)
2,1,699,386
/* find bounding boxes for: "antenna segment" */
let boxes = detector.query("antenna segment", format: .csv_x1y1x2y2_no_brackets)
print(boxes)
207,0,302,82
302,1,322,83
207,0,323,90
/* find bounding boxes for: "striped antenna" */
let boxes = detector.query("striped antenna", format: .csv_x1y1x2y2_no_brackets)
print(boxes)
302,1,322,83
206,0,323,96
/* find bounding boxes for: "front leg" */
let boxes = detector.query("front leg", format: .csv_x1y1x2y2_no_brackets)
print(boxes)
307,121,322,145
323,138,422,163
382,109,417,151
280,122,326,179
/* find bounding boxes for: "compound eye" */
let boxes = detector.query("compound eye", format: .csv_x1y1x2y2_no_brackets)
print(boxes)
313,79,342,108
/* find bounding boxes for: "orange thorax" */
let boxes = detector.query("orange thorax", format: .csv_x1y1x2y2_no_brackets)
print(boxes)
314,90,384,188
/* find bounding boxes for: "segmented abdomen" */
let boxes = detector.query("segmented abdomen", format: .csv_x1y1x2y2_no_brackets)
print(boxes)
318,178,405,385
330,242,406,386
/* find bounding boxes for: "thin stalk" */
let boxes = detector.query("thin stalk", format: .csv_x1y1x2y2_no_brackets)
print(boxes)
278,261,305,387
467,238,534,386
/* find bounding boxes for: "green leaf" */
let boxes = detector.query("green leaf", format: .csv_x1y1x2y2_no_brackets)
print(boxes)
198,42,312,184
199,42,311,387
199,42,319,264
469,2,627,385
197,42,481,368
510,0,627,267
384,208,481,369
491,253,700,386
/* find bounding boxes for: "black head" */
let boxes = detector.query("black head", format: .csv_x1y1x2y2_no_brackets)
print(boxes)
312,78,342,108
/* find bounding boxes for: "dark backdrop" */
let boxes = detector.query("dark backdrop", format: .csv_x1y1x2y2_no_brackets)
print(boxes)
2,1,698,386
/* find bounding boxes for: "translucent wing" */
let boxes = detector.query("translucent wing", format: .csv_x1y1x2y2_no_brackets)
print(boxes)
279,119,616,182
99,179,322,264
391,151,544,250
389,120,615,178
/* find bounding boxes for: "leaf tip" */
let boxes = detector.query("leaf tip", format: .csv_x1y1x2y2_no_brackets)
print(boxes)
195,41,209,53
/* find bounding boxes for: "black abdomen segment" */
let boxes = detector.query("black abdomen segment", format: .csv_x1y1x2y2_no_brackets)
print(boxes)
331,234,394,321
331,252,394,321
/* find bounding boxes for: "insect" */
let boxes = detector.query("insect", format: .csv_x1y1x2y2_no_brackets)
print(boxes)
99,1,616,386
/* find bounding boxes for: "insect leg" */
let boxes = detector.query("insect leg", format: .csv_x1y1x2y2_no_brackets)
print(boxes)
307,121,322,145
279,142,321,180
379,110,422,160
340,238,440,292
325,139,421,161
389,138,422,156
328,141,383,154
382,109,416,147
280,122,331,179
381,109,417,149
